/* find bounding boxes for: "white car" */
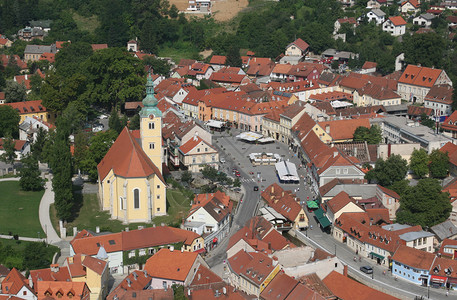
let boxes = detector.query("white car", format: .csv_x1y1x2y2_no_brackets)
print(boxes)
99,114,108,119
220,157,226,163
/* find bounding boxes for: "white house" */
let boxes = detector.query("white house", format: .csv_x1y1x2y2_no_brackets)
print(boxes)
127,40,138,52
367,9,386,25
400,0,420,15
424,84,454,118
382,16,406,36
19,116,53,142
413,13,435,28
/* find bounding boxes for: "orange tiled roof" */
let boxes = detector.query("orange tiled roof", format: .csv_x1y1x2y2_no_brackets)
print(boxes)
259,273,299,300
144,248,199,281
210,72,247,84
91,44,108,50
29,266,71,288
287,38,309,52
309,91,353,102
398,64,443,88
209,55,227,65
438,238,457,256
392,244,435,270
14,75,31,89
401,0,419,8
337,17,357,24
2,268,31,295
362,61,377,69
190,264,223,286
55,41,70,49
0,139,27,151
317,118,370,141
40,52,55,63
271,64,293,75
326,191,356,214
227,250,276,286
97,127,165,182
178,136,216,155
323,271,400,300
108,270,152,297
36,281,90,300
424,84,453,105
261,184,303,223
5,100,46,114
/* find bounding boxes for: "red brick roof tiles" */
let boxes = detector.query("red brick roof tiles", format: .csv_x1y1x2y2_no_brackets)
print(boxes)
424,84,453,105
97,127,164,182
287,38,309,52
261,184,303,223
2,268,32,295
179,136,216,155
209,72,247,84
326,191,355,214
190,264,223,286
323,271,400,300
317,118,370,141
362,61,377,69
337,17,357,24
259,273,299,300
5,100,47,114
227,250,276,286
398,65,443,88
91,44,108,50
144,248,199,282
36,281,90,300
209,55,227,65
392,244,435,270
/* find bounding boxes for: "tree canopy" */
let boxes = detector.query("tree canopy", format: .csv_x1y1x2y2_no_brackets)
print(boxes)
409,148,429,179
353,125,382,144
365,154,408,187
429,149,449,179
0,105,20,138
19,154,44,191
396,178,451,228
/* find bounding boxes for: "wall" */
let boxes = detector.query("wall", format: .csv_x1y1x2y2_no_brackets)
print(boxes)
392,261,428,285
377,143,421,161
283,256,344,279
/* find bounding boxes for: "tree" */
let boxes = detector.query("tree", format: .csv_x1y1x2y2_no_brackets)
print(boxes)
142,56,171,76
225,46,242,68
80,130,118,181
4,81,27,103
23,242,53,270
403,33,446,68
201,165,218,179
19,154,44,191
128,114,140,130
365,154,408,187
409,148,429,178
31,127,48,162
331,60,339,70
171,284,186,300
29,73,43,97
0,71,6,90
109,109,124,135
0,105,20,138
73,131,89,172
420,113,435,130
429,149,449,178
233,178,241,187
0,135,16,165
139,19,158,54
353,125,382,144
181,171,193,184
396,178,451,227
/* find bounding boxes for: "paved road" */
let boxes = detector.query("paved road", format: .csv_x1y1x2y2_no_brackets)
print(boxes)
39,177,62,245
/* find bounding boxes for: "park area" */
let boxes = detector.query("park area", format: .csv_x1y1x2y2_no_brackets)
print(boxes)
0,181,44,238
51,187,192,235
169,0,249,22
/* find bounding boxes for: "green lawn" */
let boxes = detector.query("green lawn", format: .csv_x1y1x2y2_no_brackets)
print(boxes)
158,42,201,62
72,11,100,34
52,188,192,234
0,181,44,238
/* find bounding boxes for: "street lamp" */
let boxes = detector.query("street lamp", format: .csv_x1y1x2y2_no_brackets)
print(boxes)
335,244,337,256
372,268,374,280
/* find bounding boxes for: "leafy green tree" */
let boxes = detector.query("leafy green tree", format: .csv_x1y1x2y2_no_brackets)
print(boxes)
429,149,449,178
0,105,20,138
109,109,124,135
353,126,370,142
365,154,408,187
80,130,118,181
403,33,446,68
0,135,16,165
181,171,193,184
331,60,339,70
171,284,187,300
23,242,53,270
233,178,241,187
96,0,130,47
19,154,44,191
74,131,89,172
367,125,382,144
353,125,381,144
420,113,435,130
31,127,48,162
201,165,218,179
142,56,171,76
128,114,140,130
29,73,43,99
409,148,429,178
54,42,93,77
5,81,27,103
139,19,158,54
82,48,146,109
225,46,242,68
0,71,6,89
396,178,451,227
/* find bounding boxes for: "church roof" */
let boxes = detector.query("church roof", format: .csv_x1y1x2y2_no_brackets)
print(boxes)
97,127,164,182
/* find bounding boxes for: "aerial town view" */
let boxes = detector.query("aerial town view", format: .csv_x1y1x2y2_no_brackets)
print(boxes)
1,0,457,299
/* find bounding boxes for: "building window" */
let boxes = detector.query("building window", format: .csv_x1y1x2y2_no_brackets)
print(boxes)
157,207,160,212
119,197,124,210
129,251,135,258
149,143,155,149
149,122,154,129
157,195,160,199
193,157,196,163
157,185,160,189
134,189,140,209
139,249,146,256
197,148,200,153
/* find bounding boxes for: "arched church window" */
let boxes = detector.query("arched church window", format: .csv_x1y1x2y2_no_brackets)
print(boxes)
134,189,140,209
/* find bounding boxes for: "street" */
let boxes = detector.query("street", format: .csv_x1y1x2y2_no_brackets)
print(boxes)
204,128,451,300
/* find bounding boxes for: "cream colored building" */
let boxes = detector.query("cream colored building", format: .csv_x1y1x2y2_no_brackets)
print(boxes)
97,74,167,223
178,136,219,172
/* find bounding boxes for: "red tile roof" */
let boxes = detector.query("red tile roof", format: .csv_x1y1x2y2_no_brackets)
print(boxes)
0,139,27,151
40,52,55,63
107,289,173,300
392,244,436,270
144,248,199,281
339,72,398,91
440,141,457,167
401,0,419,8
398,64,443,88
97,127,165,182
179,136,216,155
287,38,309,52
358,83,400,100
309,91,353,102
317,118,370,141
0,92,5,100
2,268,31,295
209,72,247,84
209,55,227,65
323,271,400,300
327,191,356,214
227,250,277,286
261,184,303,223
14,75,31,90
91,44,108,51
407,105,433,117
29,266,71,288
190,264,223,286
438,238,457,257
337,17,357,24
424,84,453,105
108,270,152,297
55,41,70,49
36,281,90,300
0,38,11,46
259,273,299,300
5,100,47,114
246,58,275,77
362,61,377,69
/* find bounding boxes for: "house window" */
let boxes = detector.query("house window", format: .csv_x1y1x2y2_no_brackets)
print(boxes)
205,147,208,152
149,143,155,149
157,207,160,212
128,251,135,258
134,189,140,209
197,148,200,152
212,155,216,162
139,249,146,256
157,195,160,199
149,122,155,129
148,248,155,255
157,185,160,189
193,157,196,163
120,197,124,210
163,281,167,289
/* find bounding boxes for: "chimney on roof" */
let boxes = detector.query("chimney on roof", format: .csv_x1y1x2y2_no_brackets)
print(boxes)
343,264,348,277
326,124,330,134
170,246,174,252
125,227,129,232
96,226,100,233
223,287,227,295
271,185,274,193
333,151,338,158
50,264,60,273
198,273,201,281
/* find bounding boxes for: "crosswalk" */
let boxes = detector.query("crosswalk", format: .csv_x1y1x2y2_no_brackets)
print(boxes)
240,178,257,183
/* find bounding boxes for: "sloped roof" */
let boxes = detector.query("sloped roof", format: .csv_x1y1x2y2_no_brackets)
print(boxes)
108,270,152,298
401,0,419,8
392,244,436,270
326,191,356,214
407,105,433,117
189,264,223,286
97,127,164,182
260,273,299,300
358,83,400,100
2,268,31,295
179,136,216,155
209,72,247,84
29,264,71,286
261,184,303,223
424,84,453,105
36,281,89,300
5,100,46,114
144,248,199,281
227,250,276,286
209,55,227,65
398,64,443,88
323,271,400,300
317,118,370,141
91,44,108,50
430,220,457,240
287,38,309,52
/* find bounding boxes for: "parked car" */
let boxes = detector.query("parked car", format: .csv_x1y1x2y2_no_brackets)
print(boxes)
99,114,108,119
220,157,226,163
360,266,373,274
235,171,241,177
254,186,259,191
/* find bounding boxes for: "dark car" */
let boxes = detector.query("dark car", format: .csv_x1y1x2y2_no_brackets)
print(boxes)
360,266,373,274
254,186,259,191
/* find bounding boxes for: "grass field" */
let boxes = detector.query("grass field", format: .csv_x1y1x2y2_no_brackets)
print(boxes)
72,11,100,34
0,181,44,238
0,238,60,270
52,188,192,234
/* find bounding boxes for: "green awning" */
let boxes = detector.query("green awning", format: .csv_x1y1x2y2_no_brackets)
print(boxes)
314,208,331,229
307,201,319,209
370,252,385,260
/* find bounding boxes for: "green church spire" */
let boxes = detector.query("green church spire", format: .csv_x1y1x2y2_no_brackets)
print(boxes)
140,71,162,117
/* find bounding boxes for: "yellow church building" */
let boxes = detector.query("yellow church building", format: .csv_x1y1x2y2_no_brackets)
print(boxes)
97,74,166,223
